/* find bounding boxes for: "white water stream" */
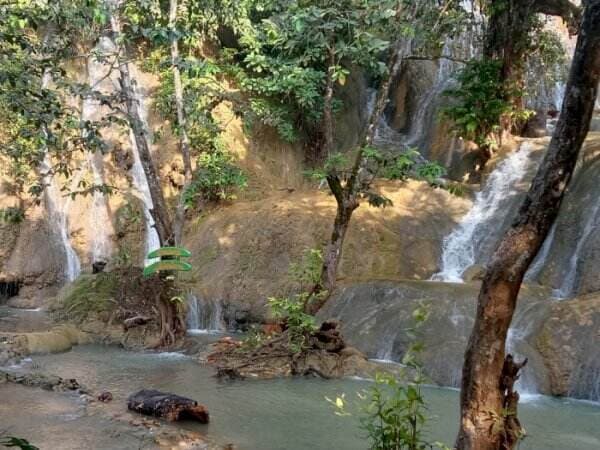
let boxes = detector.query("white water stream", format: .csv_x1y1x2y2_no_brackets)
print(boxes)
82,52,114,263
186,293,225,334
432,142,536,282
40,71,81,282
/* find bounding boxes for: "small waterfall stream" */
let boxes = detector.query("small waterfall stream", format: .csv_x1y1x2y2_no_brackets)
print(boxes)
186,293,225,334
432,142,537,282
40,71,81,282
555,198,600,299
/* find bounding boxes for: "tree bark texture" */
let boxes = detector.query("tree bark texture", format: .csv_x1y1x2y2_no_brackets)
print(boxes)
320,46,336,158
169,0,193,246
456,2,600,449
110,13,174,246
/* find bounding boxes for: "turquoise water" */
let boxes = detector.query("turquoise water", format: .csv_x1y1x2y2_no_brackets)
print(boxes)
14,345,598,450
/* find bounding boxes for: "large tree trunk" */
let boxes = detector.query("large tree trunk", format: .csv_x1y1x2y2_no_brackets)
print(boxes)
110,13,174,246
484,0,580,135
456,2,600,449
169,0,193,246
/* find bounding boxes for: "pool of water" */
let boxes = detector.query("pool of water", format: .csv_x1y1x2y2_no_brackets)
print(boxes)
8,345,599,450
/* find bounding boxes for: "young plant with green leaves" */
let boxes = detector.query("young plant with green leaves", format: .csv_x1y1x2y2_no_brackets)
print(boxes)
328,305,449,450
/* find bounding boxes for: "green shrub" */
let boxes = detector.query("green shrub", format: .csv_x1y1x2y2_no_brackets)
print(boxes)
183,148,247,207
416,162,447,186
328,305,449,450
442,59,512,151
0,206,25,224
268,294,317,353
383,150,420,181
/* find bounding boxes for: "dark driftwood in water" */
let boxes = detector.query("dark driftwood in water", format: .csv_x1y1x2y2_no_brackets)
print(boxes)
127,389,209,423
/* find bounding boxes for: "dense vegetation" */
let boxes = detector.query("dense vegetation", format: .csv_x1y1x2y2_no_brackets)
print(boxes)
2,0,599,449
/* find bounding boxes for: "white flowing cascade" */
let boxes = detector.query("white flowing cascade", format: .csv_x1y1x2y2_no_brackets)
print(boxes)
186,293,225,334
40,71,81,282
82,53,113,263
555,197,600,299
432,142,536,282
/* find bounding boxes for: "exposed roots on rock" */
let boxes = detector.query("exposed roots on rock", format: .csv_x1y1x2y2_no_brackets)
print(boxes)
207,320,376,380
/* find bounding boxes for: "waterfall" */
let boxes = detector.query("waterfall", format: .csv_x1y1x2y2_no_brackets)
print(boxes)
103,11,161,264
432,142,536,282
40,71,81,282
83,52,113,264
186,293,225,334
525,223,557,282
554,198,600,299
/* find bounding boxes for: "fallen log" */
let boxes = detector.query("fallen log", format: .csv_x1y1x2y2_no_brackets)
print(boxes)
123,315,152,330
127,389,209,423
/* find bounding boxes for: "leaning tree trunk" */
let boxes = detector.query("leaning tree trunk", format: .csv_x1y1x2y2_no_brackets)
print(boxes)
110,7,182,346
169,0,193,246
110,13,174,246
456,2,600,449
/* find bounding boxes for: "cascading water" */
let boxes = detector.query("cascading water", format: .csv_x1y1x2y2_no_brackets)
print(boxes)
186,293,224,334
82,53,114,264
554,198,600,299
40,71,81,282
432,142,536,282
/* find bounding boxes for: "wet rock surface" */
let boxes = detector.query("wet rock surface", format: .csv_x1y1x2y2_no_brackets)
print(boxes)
319,280,600,400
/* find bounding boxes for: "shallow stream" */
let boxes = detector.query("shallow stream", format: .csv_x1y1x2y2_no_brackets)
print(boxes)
3,344,599,450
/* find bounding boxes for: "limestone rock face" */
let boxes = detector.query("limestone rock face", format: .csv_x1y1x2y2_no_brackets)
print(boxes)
318,280,600,401
183,181,470,323
534,293,600,400
531,133,600,297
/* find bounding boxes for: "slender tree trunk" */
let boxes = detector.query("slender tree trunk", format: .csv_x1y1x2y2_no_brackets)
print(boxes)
456,3,600,449
110,13,174,246
169,0,193,246
307,41,409,314
320,46,336,158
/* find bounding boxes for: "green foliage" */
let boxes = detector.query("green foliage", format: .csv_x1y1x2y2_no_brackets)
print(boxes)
288,248,323,290
383,149,420,181
183,148,247,206
0,0,111,202
0,206,25,224
268,294,317,353
0,436,39,450
444,182,466,197
328,305,450,450
443,59,512,151
416,162,446,186
239,324,266,351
